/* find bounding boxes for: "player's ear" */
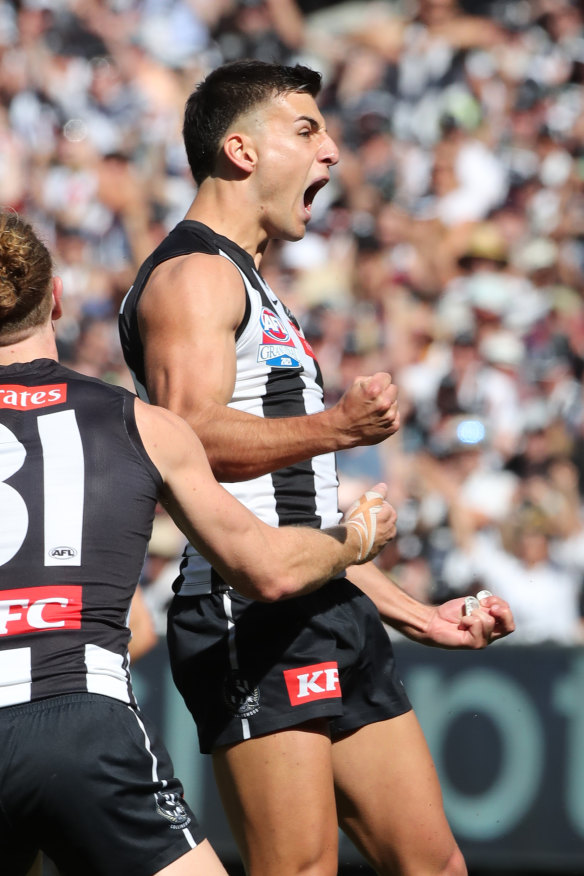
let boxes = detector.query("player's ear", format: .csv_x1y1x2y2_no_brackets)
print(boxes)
51,276,63,322
223,132,257,175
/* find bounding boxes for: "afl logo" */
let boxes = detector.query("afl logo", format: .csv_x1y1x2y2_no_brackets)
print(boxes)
260,308,290,342
49,547,77,559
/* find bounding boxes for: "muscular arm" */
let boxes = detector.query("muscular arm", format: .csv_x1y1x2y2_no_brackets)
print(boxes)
138,254,399,481
134,399,396,601
347,562,515,650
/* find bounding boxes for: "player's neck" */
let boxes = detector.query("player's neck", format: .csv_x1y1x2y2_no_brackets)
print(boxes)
185,186,268,265
0,323,58,367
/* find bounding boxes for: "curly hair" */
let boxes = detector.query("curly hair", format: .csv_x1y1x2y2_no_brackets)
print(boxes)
0,211,53,339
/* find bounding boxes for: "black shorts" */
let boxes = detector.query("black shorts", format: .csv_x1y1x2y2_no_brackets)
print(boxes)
0,693,205,876
168,576,411,754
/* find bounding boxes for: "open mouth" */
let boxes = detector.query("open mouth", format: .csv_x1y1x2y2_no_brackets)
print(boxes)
303,178,328,213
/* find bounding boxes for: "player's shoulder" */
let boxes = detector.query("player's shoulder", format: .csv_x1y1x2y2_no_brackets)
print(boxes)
151,247,240,285
136,220,249,327
142,249,246,324
134,396,182,428
133,397,199,466
152,220,246,284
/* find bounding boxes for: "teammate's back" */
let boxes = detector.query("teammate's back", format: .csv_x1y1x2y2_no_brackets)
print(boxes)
0,359,160,706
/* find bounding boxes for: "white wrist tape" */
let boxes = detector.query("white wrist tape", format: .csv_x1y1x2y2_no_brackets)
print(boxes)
346,519,366,561
345,491,384,562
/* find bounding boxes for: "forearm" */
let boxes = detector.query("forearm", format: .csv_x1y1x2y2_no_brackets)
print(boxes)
137,400,394,602
165,495,364,602
214,498,392,601
147,350,398,482
347,562,433,640
181,373,398,481
185,403,350,482
348,562,516,649
264,524,365,600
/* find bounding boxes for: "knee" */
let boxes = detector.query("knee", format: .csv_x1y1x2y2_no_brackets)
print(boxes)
298,863,337,876
440,844,467,876
247,858,337,876
385,842,466,876
246,842,338,876
293,848,338,876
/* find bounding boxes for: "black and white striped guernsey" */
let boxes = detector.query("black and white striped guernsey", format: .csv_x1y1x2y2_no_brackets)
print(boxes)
119,220,341,596
0,359,162,706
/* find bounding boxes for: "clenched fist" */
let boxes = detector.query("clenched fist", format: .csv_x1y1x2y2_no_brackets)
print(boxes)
333,373,400,448
343,482,397,563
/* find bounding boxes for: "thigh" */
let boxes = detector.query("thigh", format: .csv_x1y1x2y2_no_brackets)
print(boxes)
156,840,227,876
332,712,466,876
212,720,339,876
0,714,39,876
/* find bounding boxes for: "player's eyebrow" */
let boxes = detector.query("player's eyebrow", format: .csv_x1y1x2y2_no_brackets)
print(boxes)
296,115,325,132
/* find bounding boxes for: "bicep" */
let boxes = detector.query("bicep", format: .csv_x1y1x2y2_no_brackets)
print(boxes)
138,254,244,424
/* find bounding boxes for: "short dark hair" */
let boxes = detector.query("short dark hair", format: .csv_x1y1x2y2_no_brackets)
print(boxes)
183,59,322,186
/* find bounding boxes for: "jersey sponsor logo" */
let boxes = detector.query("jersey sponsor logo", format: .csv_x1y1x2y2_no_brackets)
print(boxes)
0,384,67,410
0,585,82,636
155,791,192,829
283,661,341,706
223,670,261,717
257,344,301,369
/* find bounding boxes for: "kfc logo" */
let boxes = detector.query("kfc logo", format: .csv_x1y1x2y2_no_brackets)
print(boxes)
0,585,82,635
0,384,67,410
283,661,341,706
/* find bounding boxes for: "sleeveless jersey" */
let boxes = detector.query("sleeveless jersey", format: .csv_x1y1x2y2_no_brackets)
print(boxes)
119,220,341,595
0,359,162,706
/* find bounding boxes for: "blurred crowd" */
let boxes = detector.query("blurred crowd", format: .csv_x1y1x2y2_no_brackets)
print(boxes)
3,0,584,645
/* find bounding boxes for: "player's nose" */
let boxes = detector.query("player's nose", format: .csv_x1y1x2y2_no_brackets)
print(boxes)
320,132,339,167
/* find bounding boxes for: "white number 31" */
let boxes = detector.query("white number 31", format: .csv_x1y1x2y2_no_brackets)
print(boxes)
0,410,84,567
